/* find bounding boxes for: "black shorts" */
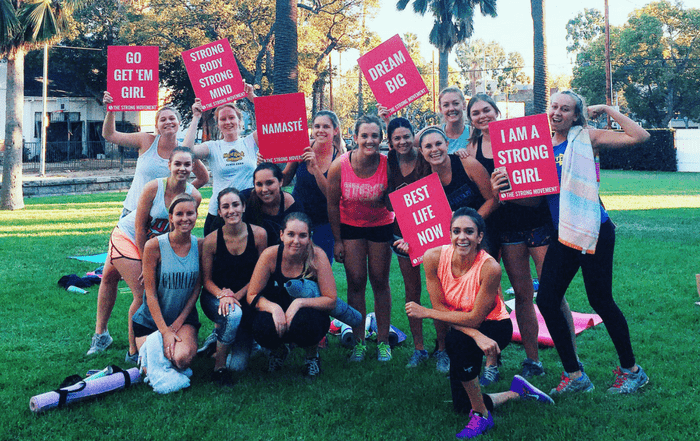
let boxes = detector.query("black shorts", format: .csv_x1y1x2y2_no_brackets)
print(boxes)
500,224,553,248
132,318,201,338
340,223,393,243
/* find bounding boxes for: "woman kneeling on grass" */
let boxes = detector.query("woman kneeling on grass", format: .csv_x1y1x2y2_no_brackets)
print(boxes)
406,208,553,439
132,194,202,371
246,212,337,379
200,188,267,386
492,91,650,395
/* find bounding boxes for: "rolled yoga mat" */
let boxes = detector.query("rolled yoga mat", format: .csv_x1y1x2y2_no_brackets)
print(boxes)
29,367,140,413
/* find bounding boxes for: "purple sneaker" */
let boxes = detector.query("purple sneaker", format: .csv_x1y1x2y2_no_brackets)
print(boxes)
456,410,494,439
510,375,554,404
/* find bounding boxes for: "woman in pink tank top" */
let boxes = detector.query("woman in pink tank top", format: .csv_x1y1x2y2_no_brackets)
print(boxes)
407,208,554,439
327,115,395,363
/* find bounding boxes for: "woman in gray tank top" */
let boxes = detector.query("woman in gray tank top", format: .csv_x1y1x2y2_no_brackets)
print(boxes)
133,194,202,371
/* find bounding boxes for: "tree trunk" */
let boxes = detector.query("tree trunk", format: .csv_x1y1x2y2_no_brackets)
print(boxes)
1,49,26,210
273,0,299,95
439,50,449,92
531,0,549,114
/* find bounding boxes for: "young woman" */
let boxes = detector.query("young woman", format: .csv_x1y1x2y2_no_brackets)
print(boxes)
439,86,470,154
244,162,302,247
327,115,395,362
88,93,207,359
466,94,577,383
94,147,201,362
406,208,553,439
282,110,347,263
132,194,202,372
246,212,337,378
377,110,438,369
200,188,267,386
186,83,259,237
494,91,650,395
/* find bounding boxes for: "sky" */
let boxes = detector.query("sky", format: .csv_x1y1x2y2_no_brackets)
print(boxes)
337,0,658,80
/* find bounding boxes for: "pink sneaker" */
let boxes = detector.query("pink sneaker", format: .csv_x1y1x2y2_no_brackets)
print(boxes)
456,410,494,439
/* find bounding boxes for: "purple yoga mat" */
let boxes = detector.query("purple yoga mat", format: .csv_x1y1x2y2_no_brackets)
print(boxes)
29,368,140,413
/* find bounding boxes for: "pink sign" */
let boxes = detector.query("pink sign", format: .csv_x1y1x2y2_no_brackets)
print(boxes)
254,93,309,164
182,39,246,111
490,114,560,201
107,46,159,111
389,173,452,266
358,34,428,115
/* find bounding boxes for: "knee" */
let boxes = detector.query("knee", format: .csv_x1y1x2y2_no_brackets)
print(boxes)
218,308,243,345
173,347,196,370
226,352,249,372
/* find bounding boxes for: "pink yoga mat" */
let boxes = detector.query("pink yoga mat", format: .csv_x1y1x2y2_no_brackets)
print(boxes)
510,305,602,347
29,368,140,413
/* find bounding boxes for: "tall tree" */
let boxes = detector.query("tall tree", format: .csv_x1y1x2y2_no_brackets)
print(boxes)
531,0,548,114
1,0,88,210
273,0,298,94
397,0,497,91
455,39,529,96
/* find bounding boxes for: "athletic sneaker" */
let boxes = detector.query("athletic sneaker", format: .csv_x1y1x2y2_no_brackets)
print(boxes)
125,351,139,365
197,330,217,358
550,371,595,395
211,368,235,387
510,375,554,404
456,410,494,439
267,345,290,372
406,349,429,368
521,358,545,378
348,340,367,362
303,356,321,379
434,350,450,374
607,365,649,394
86,331,113,355
479,365,500,387
377,342,392,362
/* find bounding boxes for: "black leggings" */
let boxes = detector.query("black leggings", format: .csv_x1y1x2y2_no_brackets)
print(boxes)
446,319,513,414
252,307,330,350
536,220,635,372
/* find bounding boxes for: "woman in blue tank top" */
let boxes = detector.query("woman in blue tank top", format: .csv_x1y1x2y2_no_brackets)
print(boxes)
133,194,202,371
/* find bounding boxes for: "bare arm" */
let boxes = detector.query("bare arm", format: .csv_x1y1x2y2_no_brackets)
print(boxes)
191,160,209,189
134,181,158,256
462,157,498,219
101,91,155,152
587,105,650,153
326,158,344,263
282,161,300,187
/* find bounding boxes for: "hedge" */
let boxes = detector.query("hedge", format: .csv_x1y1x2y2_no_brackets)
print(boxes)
599,128,676,172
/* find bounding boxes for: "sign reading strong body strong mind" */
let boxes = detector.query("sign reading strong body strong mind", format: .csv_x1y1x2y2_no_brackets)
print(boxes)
182,39,246,111
490,114,560,201
358,35,428,116
389,173,452,266
107,46,159,111
254,93,309,164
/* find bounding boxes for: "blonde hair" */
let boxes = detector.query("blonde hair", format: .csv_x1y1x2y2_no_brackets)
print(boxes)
155,106,181,134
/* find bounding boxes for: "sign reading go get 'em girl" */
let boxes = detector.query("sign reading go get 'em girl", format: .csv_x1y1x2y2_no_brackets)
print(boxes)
107,46,159,111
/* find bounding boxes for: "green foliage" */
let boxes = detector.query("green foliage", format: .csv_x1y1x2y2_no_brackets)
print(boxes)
570,1,700,128
1,171,700,439
599,129,677,172
454,38,529,96
565,8,604,54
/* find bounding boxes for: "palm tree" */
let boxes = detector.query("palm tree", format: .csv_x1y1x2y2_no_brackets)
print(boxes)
397,0,497,91
1,0,86,210
531,0,549,114
272,0,299,94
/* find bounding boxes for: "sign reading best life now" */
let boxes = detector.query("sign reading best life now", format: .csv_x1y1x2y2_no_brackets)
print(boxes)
182,39,246,110
107,46,159,111
358,34,428,115
389,173,452,266
490,114,560,201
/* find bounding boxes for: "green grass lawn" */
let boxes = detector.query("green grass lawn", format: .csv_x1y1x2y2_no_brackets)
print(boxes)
0,170,698,440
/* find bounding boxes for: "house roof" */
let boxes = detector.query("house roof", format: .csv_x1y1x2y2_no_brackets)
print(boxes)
24,68,94,98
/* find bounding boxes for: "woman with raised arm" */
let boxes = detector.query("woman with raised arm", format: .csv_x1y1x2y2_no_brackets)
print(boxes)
246,212,337,378
406,208,553,440
281,110,346,263
494,91,650,395
88,94,207,359
439,86,470,154
244,162,302,247
327,114,395,363
200,188,267,386
132,194,202,373
186,83,259,237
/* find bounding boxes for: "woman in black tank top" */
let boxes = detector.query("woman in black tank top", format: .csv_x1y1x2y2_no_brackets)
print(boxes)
201,188,267,386
246,212,337,378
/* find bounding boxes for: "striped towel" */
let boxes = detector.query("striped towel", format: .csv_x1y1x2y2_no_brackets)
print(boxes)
558,126,600,254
